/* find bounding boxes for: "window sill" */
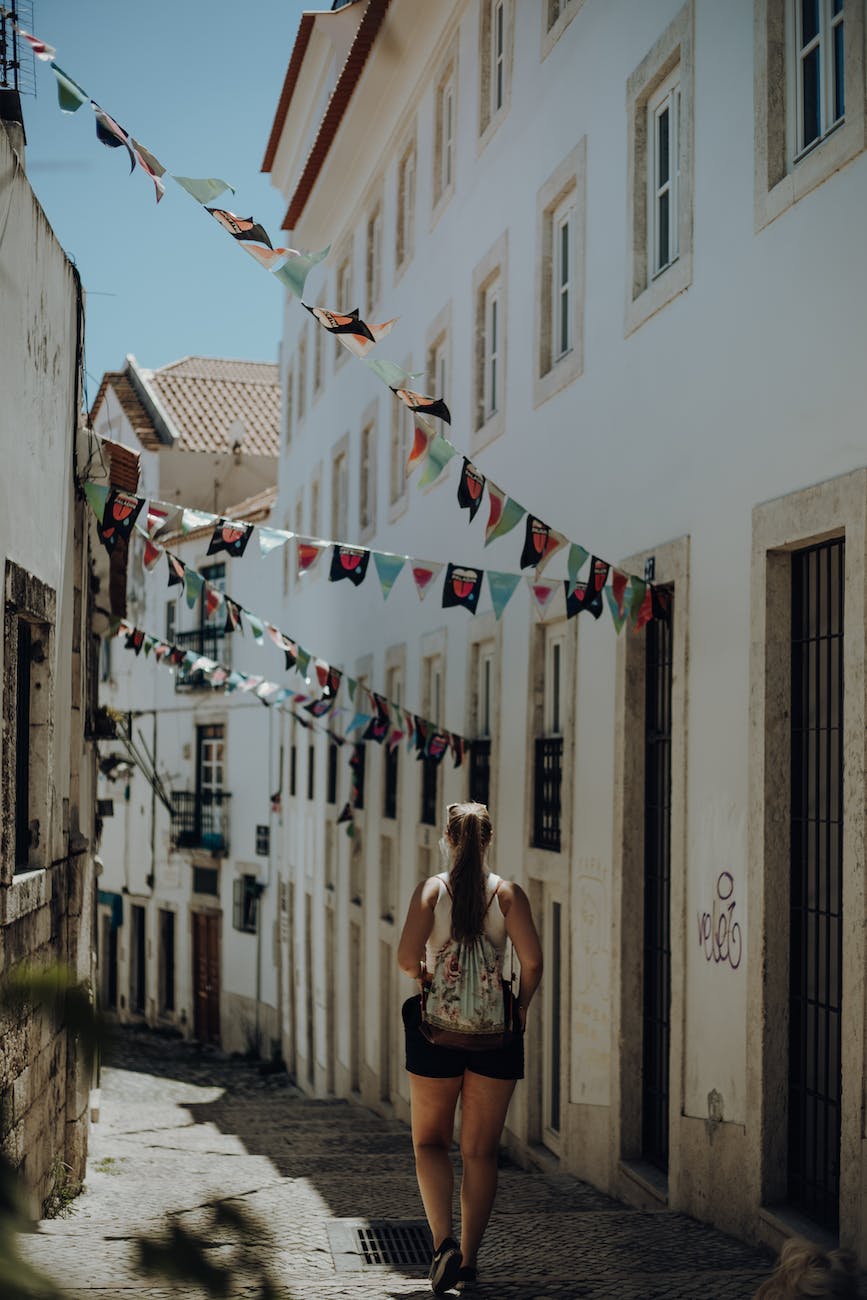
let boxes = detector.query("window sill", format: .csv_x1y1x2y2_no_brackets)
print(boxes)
470,406,506,455
429,185,455,233
541,0,585,60
624,250,692,338
533,344,583,409
388,495,408,525
0,867,49,924
755,113,867,232
477,104,509,157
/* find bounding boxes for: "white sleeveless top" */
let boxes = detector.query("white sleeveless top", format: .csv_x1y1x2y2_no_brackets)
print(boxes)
425,871,507,968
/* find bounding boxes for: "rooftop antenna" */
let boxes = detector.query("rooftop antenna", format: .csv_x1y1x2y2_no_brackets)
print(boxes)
0,1,37,95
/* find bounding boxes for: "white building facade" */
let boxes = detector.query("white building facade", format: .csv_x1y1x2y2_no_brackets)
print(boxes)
260,0,867,1262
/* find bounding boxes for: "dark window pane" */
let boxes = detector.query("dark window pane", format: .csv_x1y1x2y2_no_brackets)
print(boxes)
834,23,845,121
657,191,670,269
801,0,819,45
802,46,821,146
657,106,670,184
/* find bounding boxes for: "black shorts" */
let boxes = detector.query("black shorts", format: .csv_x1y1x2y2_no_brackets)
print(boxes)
402,995,524,1081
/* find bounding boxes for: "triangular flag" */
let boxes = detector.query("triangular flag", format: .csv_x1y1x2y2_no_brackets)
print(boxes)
418,434,458,489
172,175,235,204
520,516,566,572
406,418,435,477
184,568,204,609
633,584,654,631
346,712,372,736
412,562,444,602
245,612,265,644
485,483,525,545
51,64,88,114
527,576,560,620
182,507,216,535
297,541,324,574
457,460,486,522
567,542,590,589
373,552,406,599
487,570,521,621
296,647,311,678
19,30,56,62
329,545,370,586
207,519,253,558
93,106,136,173
364,358,420,390
84,481,108,523
269,245,331,298
146,502,172,536
259,526,292,557
442,563,483,614
167,553,185,588
336,802,354,825
610,569,629,618
605,586,629,634
143,538,162,571
204,584,224,621
628,577,647,625
224,597,243,633
450,734,465,769
393,387,451,425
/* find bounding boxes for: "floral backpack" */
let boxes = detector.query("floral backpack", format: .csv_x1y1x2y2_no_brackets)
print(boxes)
419,877,519,1051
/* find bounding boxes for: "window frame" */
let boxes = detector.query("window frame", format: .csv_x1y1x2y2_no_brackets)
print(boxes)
791,0,846,161
334,251,354,367
359,418,377,541
366,199,384,314
472,232,508,447
433,48,459,217
296,327,308,425
331,441,350,541
534,140,585,405
395,135,417,275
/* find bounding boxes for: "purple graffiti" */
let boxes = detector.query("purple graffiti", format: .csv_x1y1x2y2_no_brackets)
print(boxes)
697,871,742,970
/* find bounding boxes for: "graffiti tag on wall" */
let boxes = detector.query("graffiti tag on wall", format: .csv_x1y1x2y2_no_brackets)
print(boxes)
697,871,742,970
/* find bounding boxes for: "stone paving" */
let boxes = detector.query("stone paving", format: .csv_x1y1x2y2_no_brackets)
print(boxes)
20,1027,775,1299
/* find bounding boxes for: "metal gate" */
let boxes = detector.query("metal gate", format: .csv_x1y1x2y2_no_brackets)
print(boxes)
642,590,673,1172
789,539,844,1231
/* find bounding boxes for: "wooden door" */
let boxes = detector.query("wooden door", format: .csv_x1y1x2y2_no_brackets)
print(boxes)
192,912,221,1044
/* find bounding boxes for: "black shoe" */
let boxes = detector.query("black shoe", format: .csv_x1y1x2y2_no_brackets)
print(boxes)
456,1265,479,1293
429,1237,462,1294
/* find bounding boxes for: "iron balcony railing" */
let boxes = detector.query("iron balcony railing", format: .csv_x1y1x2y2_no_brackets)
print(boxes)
533,736,563,852
174,627,230,691
469,738,491,807
170,790,230,855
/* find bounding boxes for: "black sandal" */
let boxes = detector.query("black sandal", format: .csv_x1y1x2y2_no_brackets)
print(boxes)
455,1265,479,1292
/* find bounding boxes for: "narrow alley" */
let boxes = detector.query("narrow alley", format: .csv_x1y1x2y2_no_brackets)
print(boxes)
22,1030,773,1299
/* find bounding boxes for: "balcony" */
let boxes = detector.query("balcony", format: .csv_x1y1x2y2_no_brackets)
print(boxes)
533,736,563,852
174,627,230,691
170,790,231,855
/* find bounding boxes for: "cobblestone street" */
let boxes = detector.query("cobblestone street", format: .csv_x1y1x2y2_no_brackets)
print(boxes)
21,1029,773,1299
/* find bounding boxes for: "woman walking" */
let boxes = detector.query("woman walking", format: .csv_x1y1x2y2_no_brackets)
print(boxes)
397,801,543,1294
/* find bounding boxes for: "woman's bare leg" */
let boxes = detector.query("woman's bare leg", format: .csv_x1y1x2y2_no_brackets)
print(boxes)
458,1072,517,1268
408,1072,464,1250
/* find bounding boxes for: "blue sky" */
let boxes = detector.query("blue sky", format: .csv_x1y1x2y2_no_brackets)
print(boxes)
22,0,307,407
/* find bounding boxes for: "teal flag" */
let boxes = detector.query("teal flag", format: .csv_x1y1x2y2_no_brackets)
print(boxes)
224,672,243,693
83,481,108,524
245,612,265,644
363,358,422,390
628,576,647,622
172,175,235,204
486,571,521,621
181,507,215,534
418,435,457,488
567,543,589,589
271,245,330,298
373,552,406,599
605,586,629,634
346,712,372,736
484,495,525,546
184,568,203,609
51,64,88,113
296,647,311,679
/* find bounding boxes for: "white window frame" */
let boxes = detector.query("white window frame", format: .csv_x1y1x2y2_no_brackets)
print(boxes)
432,336,448,401
484,282,501,420
359,421,376,538
297,329,307,424
396,140,416,272
551,196,574,362
791,0,845,161
492,1,505,116
313,315,324,395
332,448,349,541
544,630,564,737
478,645,494,738
647,67,681,281
366,203,383,313
442,78,455,194
335,255,353,365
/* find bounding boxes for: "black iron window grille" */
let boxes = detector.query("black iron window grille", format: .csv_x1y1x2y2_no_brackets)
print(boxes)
469,737,491,807
327,742,338,805
420,756,438,826
307,744,315,800
233,874,261,934
532,736,563,851
255,824,269,856
290,743,297,797
174,626,230,690
642,590,673,1174
384,744,399,819
170,790,230,855
789,539,844,1232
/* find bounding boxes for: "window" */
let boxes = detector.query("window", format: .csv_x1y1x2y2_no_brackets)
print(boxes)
480,0,511,140
233,874,260,934
297,328,307,423
533,629,565,851
427,333,448,403
332,446,349,540
158,909,175,1014
795,0,845,157
335,252,353,364
194,723,228,854
327,742,338,805
255,824,270,856
99,636,113,684
294,493,304,581
290,741,297,797
192,865,219,896
352,742,366,810
648,69,681,279
396,138,416,271
420,655,443,826
469,643,494,806
313,314,324,396
543,0,584,54
434,63,457,209
472,233,507,443
3,561,54,878
626,5,694,332
307,743,315,800
284,369,294,447
389,393,411,513
384,665,402,819
359,420,376,538
166,599,176,643
366,201,383,312
552,196,574,359
310,474,321,540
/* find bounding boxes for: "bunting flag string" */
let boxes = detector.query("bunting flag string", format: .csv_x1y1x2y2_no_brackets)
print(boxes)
87,497,475,756
13,8,667,636
84,477,665,632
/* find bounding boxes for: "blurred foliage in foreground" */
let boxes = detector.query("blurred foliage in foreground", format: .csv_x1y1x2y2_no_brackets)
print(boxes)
0,964,288,1299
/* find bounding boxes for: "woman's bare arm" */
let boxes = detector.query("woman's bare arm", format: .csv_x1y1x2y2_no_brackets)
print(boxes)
501,882,543,1013
396,878,439,979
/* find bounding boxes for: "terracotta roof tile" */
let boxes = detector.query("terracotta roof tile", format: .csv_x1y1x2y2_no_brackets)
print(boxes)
90,370,161,450
144,358,281,458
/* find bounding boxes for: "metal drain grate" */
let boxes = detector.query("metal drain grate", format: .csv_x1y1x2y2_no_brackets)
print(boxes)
326,1218,432,1272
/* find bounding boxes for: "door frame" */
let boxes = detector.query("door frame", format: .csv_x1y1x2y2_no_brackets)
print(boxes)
191,908,221,1045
